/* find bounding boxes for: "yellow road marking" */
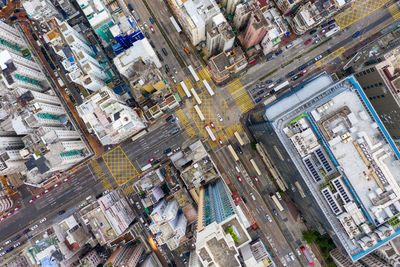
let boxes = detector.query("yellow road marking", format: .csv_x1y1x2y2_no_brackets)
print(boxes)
224,123,243,139
335,0,391,29
226,79,254,113
102,146,139,186
175,109,196,138
315,47,346,67
90,160,113,191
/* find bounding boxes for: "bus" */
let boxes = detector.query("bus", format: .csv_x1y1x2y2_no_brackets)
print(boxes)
194,104,205,121
169,16,182,33
191,88,202,105
188,65,199,82
295,181,306,198
205,125,216,142
250,159,261,176
271,194,284,212
325,27,340,37
273,80,289,93
203,80,215,96
228,145,239,161
234,131,244,146
300,246,315,266
180,81,192,98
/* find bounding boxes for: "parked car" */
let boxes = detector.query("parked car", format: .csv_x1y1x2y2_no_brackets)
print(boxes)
164,148,172,154
275,50,283,56
320,22,329,28
287,71,296,77
30,225,38,231
162,48,168,56
250,192,256,200
255,97,262,103
241,196,247,203
314,54,323,61
12,235,20,241
58,210,65,215
13,242,20,248
265,214,272,222
276,78,284,84
265,80,273,84
170,129,179,135
286,42,294,49
156,51,163,62
237,176,242,183
150,26,155,33
309,29,317,35
145,32,150,39
165,64,170,72
291,75,300,81
328,24,336,30
236,145,243,154
149,40,155,48
254,176,259,184
304,39,312,45
173,67,178,74
39,217,46,223
171,76,177,83
250,87,257,93
273,209,278,216
149,17,154,24
266,56,275,61
320,28,328,34
257,90,264,95
298,64,308,71
166,115,173,122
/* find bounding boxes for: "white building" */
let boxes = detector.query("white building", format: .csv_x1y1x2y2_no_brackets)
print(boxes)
168,0,221,46
149,199,188,250
22,0,60,22
206,14,235,55
233,2,252,30
225,0,241,15
77,86,146,146
113,38,161,78
261,8,288,55
0,136,26,175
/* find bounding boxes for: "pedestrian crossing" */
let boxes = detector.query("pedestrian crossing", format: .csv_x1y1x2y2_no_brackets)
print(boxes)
175,109,197,138
90,160,113,191
226,79,254,113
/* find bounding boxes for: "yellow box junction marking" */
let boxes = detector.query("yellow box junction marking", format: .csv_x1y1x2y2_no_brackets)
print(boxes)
315,47,346,67
335,0,391,29
102,146,139,186
389,3,400,20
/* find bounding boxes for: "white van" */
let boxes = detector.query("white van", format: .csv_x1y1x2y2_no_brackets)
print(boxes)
250,192,256,201
235,166,240,173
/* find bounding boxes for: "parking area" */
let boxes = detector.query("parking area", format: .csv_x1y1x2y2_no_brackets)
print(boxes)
102,146,139,186
335,0,390,29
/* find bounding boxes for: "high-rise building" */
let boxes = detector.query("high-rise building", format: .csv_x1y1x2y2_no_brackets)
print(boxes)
104,243,145,267
0,21,89,186
264,73,400,262
168,0,221,46
0,190,13,213
233,3,252,31
260,8,289,55
243,10,269,49
354,53,400,142
226,0,241,15
22,0,61,22
206,14,235,55
77,86,146,146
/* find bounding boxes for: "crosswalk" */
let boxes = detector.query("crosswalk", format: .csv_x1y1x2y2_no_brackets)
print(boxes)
122,184,135,195
90,160,113,191
175,109,197,138
226,79,254,113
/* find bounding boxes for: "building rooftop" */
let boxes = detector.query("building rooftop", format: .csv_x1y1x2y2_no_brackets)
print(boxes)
265,74,400,261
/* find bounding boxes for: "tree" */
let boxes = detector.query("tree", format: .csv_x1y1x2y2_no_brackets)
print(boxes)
302,230,319,244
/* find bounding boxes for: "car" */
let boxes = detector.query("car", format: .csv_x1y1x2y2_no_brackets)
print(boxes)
250,87,257,93
255,97,262,103
241,196,247,203
296,249,302,256
149,40,155,48
149,17,154,24
265,214,272,222
267,83,275,89
143,22,148,28
250,192,256,200
254,176,259,184
352,31,360,38
166,115,173,122
171,129,179,135
287,71,296,77
58,210,65,215
237,176,242,183
30,225,38,231
171,76,177,83
218,139,223,145
22,229,30,234
300,69,308,75
304,39,312,45
0,251,5,257
162,48,168,56
39,218,46,223
291,75,300,81
320,28,328,34
328,19,336,25
35,194,41,199
53,182,61,188
320,23,329,28
289,252,295,261
145,32,150,39
217,114,223,121
273,209,278,216
173,67,178,74
236,145,243,154
266,56,275,61
265,80,273,84
150,26,155,33
309,29,317,35
286,42,294,49
148,157,155,163
165,64,170,72
28,199,34,204
257,90,264,95
210,122,215,128
13,242,20,248
276,78,284,84
298,64,308,71
63,178,69,183
164,148,172,154
275,50,283,56
14,206,20,212
328,24,336,30
314,38,320,44
4,240,10,246
5,247,13,253
156,51,163,62
314,54,323,61
44,188,50,194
